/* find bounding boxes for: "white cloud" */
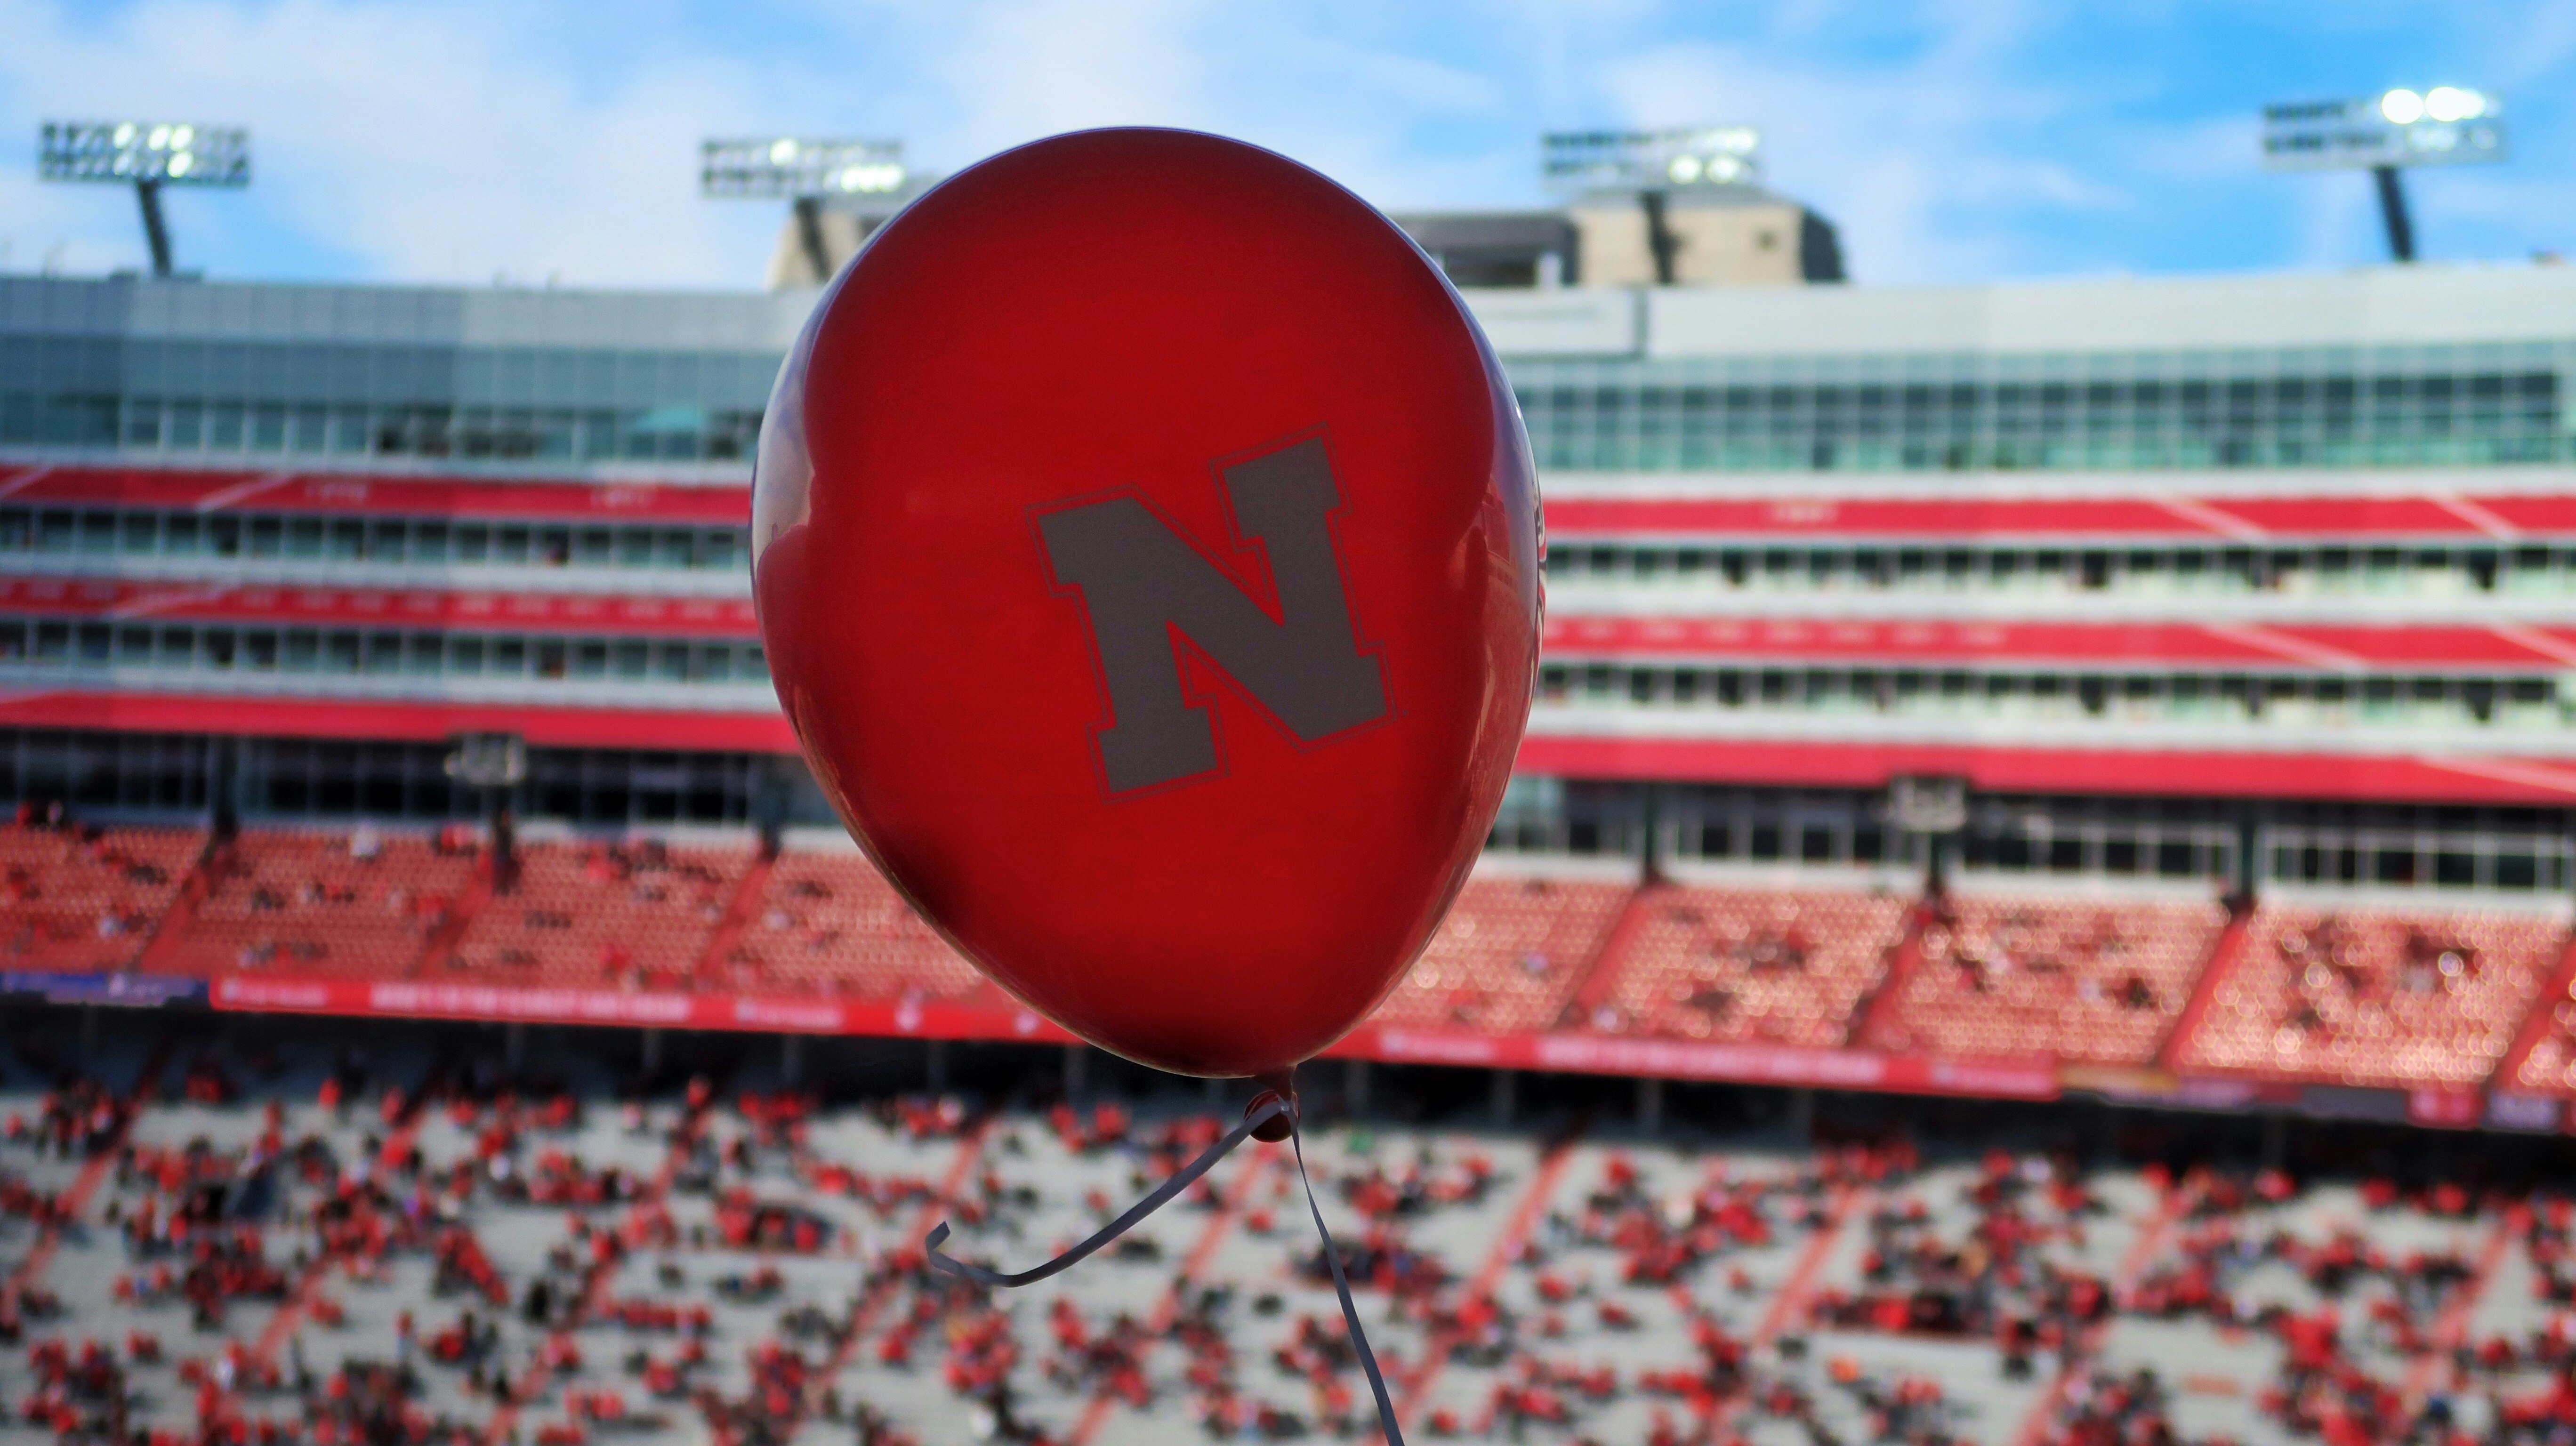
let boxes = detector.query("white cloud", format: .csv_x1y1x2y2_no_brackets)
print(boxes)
0,0,2568,290
1591,12,2126,285
0,0,807,287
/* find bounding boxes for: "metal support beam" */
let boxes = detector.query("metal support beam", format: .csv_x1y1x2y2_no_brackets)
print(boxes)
641,1028,663,1076
1638,1076,1664,1133
1064,1044,1087,1100
504,1023,527,1071
781,1034,804,1088
1788,1086,1814,1142
792,196,833,284
1640,191,1680,285
1490,1068,1517,1126
135,181,173,278
2372,165,2415,263
1345,1059,1370,1116
926,1039,949,1093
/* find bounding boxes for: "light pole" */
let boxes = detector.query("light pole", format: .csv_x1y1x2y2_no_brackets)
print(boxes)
700,137,914,287
37,120,250,278
2261,88,2507,263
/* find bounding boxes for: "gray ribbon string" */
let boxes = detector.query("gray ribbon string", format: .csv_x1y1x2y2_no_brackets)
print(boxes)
920,1092,1407,1446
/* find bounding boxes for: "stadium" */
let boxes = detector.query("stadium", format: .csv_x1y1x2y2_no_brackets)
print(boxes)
5,110,2576,1446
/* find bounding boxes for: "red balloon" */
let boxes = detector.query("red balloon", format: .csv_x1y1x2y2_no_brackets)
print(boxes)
752,128,1540,1077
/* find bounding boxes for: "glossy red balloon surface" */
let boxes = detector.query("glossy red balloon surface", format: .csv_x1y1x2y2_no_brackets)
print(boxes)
752,128,1540,1077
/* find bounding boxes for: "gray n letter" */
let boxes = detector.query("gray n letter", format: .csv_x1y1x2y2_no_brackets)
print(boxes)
1037,437,1388,795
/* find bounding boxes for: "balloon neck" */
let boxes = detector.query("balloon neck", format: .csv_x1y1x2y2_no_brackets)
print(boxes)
1246,1069,1298,1143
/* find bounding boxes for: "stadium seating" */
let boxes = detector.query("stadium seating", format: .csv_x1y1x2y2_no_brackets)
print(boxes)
443,838,751,990
0,820,201,973
147,827,475,980
2170,903,2568,1088
719,844,990,1001
1868,892,2229,1065
1579,885,1908,1045
1368,875,1633,1033
5,1013,2564,1446
2504,953,2576,1097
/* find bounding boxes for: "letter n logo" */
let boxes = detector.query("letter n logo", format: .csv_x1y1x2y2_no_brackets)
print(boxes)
1036,434,1389,796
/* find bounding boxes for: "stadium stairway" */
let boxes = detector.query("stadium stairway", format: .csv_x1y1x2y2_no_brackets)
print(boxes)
2156,908,2254,1075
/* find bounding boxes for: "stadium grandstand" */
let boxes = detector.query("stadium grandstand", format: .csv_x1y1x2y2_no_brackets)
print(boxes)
8,166,2576,1446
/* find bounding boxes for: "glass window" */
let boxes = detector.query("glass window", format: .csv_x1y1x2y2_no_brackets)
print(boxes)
158,627,195,666
163,514,201,556
449,637,484,675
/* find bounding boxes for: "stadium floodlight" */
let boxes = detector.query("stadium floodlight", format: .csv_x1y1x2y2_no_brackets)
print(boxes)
1540,127,1762,287
38,120,250,278
700,136,908,286
1540,127,1762,196
700,137,906,200
2259,89,2507,262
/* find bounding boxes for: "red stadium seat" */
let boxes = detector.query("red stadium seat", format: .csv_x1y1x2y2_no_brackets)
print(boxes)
1870,892,2228,1065
444,838,749,991
0,822,202,973
150,828,474,981
720,845,991,1001
2171,903,2566,1088
1368,875,1633,1033
1579,884,1908,1046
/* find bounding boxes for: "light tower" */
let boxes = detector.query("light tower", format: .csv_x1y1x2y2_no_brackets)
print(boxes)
1541,127,1763,284
38,120,251,278
700,137,915,288
2260,88,2507,262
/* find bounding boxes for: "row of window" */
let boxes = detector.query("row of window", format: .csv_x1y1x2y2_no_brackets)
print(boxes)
0,729,831,829
1546,542,2576,596
0,619,770,686
1538,662,2570,727
6,326,2573,474
1,396,765,463
1490,780,2575,891
0,507,749,572
0,334,778,413
15,388,2565,474
1509,355,2571,472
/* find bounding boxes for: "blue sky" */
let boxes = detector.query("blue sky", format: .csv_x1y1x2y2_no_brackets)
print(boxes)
3,0,2572,290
